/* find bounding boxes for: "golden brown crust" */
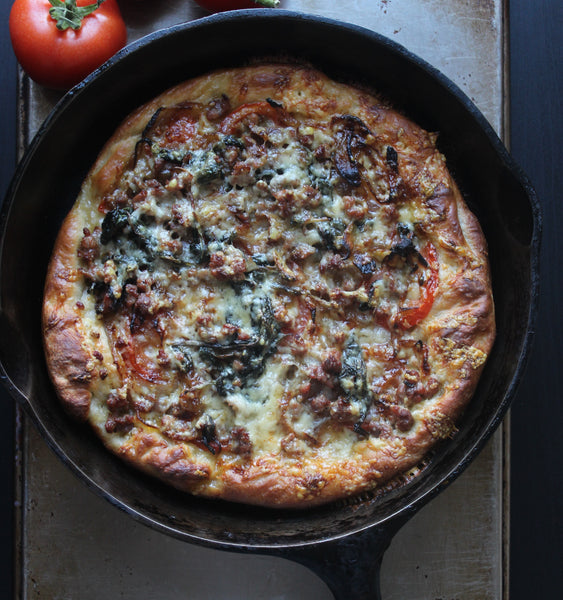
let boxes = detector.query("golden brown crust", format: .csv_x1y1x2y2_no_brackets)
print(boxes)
43,63,495,508
43,211,94,421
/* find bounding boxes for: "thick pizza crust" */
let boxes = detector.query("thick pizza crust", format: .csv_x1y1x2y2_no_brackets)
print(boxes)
43,63,495,508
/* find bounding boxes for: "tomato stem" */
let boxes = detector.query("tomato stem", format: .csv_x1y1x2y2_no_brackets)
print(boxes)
254,0,279,6
49,0,105,31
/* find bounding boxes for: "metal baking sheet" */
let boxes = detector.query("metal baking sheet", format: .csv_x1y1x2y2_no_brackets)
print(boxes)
15,1,508,598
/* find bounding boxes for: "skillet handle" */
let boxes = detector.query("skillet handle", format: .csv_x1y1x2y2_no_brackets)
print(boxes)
272,521,404,600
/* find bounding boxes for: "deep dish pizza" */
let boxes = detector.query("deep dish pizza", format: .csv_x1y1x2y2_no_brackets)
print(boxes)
42,64,495,508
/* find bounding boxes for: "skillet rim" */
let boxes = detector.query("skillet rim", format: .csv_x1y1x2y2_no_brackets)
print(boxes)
0,9,541,551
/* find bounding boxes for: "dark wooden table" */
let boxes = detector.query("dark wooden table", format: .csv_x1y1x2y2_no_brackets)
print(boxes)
0,1,560,597
507,2,562,597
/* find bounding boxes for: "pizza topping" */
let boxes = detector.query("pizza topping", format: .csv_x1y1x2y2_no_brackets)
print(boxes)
387,405,415,432
393,241,439,329
78,90,446,447
106,387,129,413
197,416,221,455
338,338,371,423
386,145,399,172
197,296,281,396
45,66,493,506
101,207,129,244
77,227,100,262
205,94,231,121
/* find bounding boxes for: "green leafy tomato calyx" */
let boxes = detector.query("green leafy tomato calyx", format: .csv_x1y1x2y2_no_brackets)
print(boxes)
49,0,105,31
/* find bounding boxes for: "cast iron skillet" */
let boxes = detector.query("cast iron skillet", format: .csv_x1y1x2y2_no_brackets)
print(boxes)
0,11,540,599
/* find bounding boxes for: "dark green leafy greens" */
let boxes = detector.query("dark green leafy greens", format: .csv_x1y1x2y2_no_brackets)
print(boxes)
170,344,195,374
100,207,210,269
339,338,372,427
100,207,130,245
198,297,281,396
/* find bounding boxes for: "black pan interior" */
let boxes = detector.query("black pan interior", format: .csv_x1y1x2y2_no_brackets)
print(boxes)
0,11,540,550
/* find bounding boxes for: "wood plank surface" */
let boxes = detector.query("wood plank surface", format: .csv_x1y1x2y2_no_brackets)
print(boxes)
508,1,563,597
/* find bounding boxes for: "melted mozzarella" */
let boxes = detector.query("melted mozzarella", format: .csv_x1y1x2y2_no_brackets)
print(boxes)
86,98,449,462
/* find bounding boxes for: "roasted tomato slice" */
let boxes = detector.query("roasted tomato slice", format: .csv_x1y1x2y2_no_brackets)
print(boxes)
394,242,439,329
115,316,167,384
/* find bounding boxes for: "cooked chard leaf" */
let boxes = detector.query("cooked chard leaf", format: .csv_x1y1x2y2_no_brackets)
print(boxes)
219,134,245,150
252,253,274,266
129,219,158,262
316,218,348,254
192,150,223,184
250,296,280,351
110,212,206,268
179,224,208,266
315,177,333,196
153,145,188,164
308,163,333,197
198,417,220,455
170,344,195,374
339,338,372,422
229,269,266,295
386,145,399,172
100,208,131,245
198,296,280,396
256,168,276,184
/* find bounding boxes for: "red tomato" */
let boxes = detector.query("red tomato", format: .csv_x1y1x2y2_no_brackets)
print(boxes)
9,0,127,90
194,0,279,13
394,243,440,330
